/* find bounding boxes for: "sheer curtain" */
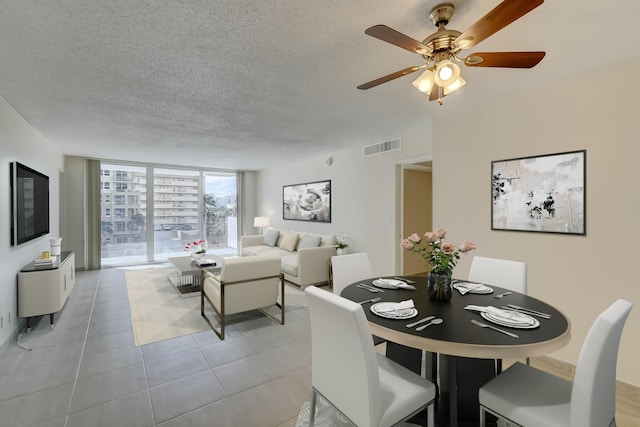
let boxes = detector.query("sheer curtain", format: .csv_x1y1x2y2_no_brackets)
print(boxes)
236,171,245,249
86,159,101,269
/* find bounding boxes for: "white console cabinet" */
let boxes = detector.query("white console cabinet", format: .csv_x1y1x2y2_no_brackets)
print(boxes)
18,251,75,330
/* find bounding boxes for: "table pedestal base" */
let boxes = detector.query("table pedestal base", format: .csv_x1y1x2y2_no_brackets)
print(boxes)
385,343,498,427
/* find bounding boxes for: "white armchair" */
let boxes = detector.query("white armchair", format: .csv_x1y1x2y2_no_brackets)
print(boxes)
201,256,284,340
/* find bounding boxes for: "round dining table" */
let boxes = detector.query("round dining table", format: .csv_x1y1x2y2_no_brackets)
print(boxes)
341,276,571,427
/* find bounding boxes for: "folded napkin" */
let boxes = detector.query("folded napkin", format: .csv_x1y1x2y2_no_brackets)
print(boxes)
372,278,417,290
453,282,486,295
464,305,536,325
376,299,415,312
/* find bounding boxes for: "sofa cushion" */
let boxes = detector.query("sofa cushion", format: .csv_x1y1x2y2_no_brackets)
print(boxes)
280,254,299,277
278,231,299,252
298,234,322,249
320,234,336,246
243,245,291,258
263,229,280,247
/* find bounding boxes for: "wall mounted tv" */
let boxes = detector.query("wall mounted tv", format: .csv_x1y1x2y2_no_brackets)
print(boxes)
10,162,50,246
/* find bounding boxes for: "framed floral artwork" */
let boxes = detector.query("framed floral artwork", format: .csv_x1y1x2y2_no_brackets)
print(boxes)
283,180,331,222
491,150,586,235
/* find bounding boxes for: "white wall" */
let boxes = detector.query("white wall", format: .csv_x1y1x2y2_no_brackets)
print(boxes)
432,56,640,387
257,119,433,277
0,96,64,348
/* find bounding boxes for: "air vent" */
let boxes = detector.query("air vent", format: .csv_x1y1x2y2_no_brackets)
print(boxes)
362,138,402,157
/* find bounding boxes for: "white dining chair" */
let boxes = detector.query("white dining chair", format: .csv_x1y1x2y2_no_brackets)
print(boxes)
469,256,529,367
305,286,436,427
330,252,373,295
478,298,633,427
330,252,388,346
468,256,527,294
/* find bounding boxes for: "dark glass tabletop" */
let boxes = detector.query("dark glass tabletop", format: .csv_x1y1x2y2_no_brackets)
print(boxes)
341,276,571,359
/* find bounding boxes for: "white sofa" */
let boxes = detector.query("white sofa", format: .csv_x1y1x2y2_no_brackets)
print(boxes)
240,229,337,289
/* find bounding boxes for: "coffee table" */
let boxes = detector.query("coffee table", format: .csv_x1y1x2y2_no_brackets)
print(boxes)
167,254,223,296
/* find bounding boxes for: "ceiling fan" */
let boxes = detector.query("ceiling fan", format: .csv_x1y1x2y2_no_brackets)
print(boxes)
357,0,545,104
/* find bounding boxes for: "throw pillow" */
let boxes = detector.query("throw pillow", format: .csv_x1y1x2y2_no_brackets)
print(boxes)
263,229,280,247
297,235,321,249
278,231,299,252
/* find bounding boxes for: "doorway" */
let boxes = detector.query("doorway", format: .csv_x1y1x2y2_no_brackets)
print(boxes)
395,158,433,275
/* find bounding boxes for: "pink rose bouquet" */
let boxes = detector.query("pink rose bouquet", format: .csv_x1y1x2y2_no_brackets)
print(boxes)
184,239,208,254
400,228,476,275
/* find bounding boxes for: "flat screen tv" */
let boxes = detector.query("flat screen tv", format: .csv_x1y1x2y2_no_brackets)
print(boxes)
10,162,50,246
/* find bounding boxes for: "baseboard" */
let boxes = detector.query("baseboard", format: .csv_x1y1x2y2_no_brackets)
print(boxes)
0,317,28,353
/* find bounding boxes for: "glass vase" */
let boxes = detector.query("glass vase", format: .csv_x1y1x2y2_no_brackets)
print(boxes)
427,270,453,301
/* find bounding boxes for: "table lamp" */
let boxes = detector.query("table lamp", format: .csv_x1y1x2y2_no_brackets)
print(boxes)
253,216,270,234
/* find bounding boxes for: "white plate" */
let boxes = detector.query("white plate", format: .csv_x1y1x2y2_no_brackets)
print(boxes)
480,311,540,329
370,302,418,319
371,279,409,289
453,282,493,294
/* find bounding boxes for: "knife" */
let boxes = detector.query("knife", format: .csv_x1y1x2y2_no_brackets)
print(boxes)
501,305,550,319
506,304,551,319
406,316,435,328
358,283,384,292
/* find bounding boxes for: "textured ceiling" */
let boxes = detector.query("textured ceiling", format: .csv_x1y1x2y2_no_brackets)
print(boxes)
2,1,640,170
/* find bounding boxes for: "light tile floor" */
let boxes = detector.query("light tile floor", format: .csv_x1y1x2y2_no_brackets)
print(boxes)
5,268,636,427
0,267,311,427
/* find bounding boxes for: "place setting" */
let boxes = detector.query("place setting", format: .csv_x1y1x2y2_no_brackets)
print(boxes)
370,277,417,290
452,280,493,295
370,299,418,319
464,304,540,329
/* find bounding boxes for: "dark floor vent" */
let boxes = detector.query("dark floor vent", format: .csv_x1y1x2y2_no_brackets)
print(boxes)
362,137,401,157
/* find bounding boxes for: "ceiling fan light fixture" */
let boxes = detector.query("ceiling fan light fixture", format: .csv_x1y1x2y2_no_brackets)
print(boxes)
434,59,460,87
443,75,466,95
412,69,435,95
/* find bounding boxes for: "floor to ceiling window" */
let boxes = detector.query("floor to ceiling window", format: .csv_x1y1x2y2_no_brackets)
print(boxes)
152,168,201,260
100,164,148,265
100,163,239,266
203,172,238,251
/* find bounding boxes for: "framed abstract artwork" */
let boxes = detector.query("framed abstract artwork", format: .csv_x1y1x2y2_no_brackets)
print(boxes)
491,150,586,235
283,180,331,222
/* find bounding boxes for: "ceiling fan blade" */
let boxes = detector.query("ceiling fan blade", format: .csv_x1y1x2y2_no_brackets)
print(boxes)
365,25,430,54
456,0,544,50
464,51,546,68
357,65,423,90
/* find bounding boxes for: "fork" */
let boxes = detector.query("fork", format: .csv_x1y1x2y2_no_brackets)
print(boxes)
470,319,519,338
357,284,380,293
358,283,384,292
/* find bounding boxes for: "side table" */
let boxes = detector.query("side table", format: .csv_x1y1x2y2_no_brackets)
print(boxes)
167,255,222,296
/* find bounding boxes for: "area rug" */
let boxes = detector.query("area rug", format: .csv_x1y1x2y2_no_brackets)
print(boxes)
125,267,209,346
296,393,354,426
295,394,427,427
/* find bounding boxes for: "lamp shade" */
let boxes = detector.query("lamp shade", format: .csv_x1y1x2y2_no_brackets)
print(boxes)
412,69,435,95
443,75,466,95
253,216,270,228
434,60,461,87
